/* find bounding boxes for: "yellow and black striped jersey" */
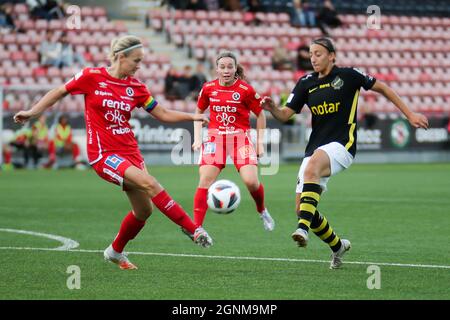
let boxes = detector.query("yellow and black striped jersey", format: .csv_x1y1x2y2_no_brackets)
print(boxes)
286,66,376,157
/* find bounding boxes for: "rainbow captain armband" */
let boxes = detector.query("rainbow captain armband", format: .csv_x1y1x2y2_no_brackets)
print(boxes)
143,96,158,112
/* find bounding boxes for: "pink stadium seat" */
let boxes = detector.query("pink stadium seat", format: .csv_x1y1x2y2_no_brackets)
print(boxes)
81,6,94,16
93,6,107,17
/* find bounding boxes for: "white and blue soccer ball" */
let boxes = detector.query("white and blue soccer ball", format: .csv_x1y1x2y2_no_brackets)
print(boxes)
207,180,241,214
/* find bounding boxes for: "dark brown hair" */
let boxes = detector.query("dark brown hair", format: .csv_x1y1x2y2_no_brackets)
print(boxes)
216,51,246,80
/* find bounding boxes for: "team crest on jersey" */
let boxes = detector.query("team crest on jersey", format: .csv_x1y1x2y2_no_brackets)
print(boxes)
105,154,124,170
232,92,240,101
126,87,134,97
331,76,344,90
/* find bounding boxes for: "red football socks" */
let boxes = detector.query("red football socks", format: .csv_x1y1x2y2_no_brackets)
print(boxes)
112,211,146,253
152,190,197,234
193,187,208,226
250,183,265,213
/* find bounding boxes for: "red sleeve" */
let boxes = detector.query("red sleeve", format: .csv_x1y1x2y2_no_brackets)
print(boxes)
65,68,90,95
197,85,210,111
246,86,262,116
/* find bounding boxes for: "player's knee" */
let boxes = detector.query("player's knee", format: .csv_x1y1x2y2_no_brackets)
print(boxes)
139,176,160,196
198,176,216,189
303,163,321,181
242,178,259,192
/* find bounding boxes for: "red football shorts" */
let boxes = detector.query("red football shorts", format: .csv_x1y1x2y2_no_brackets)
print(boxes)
91,152,146,189
199,133,257,171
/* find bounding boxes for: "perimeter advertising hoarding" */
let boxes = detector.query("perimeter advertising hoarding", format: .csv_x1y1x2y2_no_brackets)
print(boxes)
2,114,449,155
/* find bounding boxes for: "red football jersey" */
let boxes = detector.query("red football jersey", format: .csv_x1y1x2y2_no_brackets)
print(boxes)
198,79,262,134
65,67,158,164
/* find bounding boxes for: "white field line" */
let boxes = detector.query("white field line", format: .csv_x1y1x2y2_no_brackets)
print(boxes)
1,228,448,270
0,228,79,250
0,246,448,270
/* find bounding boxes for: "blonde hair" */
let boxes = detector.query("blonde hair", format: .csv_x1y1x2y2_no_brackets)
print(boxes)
216,51,246,80
109,35,143,63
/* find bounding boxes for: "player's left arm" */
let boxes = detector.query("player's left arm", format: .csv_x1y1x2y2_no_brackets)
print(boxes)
150,105,208,125
370,81,429,129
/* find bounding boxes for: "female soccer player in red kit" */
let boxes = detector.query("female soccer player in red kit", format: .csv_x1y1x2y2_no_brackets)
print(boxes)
13,35,213,270
187,52,275,234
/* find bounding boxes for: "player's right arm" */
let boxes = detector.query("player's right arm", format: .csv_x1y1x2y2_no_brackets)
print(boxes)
261,77,306,123
13,85,68,124
192,108,205,151
260,96,296,123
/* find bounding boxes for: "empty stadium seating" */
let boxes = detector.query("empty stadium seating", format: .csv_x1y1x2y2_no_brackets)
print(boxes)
0,4,172,113
148,8,450,115
1,3,449,115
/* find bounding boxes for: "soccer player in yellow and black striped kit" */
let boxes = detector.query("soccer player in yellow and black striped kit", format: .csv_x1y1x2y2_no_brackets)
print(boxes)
261,38,429,269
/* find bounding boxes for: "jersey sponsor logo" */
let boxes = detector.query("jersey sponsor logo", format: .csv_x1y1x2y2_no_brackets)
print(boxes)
232,92,240,100
210,98,220,102
308,87,318,93
112,127,131,135
310,101,341,116
105,154,124,170
216,112,236,126
120,96,134,101
211,91,218,96
103,168,123,185
102,98,131,112
126,87,134,97
95,90,113,96
212,105,237,113
331,76,344,90
105,109,127,126
225,100,241,104
98,82,108,88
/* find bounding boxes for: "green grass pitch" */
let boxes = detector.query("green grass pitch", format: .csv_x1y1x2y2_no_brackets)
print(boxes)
0,163,449,300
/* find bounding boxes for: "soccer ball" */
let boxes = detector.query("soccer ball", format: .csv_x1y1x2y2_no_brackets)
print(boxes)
207,180,241,214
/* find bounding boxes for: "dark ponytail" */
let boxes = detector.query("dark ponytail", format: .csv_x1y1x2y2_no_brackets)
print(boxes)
236,63,246,81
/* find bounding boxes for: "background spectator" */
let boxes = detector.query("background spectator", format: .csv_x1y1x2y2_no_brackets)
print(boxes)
0,4,16,32
27,0,65,20
296,44,313,71
191,63,209,99
316,0,342,36
271,40,294,71
186,0,207,10
291,0,317,28
39,31,61,68
58,32,86,68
